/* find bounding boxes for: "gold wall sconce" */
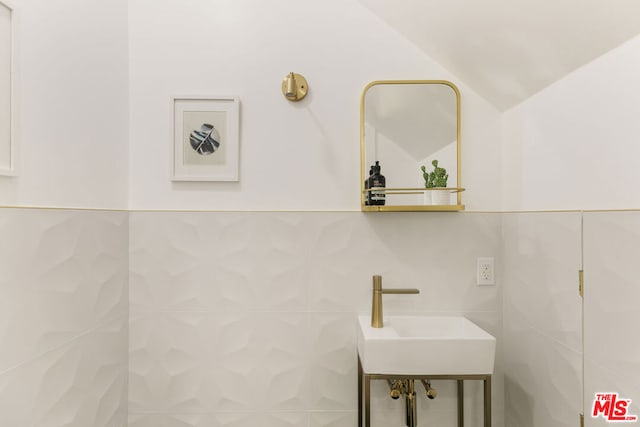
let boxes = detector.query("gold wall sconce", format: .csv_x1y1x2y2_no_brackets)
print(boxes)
282,72,308,102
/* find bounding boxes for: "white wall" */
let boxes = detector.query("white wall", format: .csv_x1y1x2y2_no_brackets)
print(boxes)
128,0,502,211
0,3,130,426
0,0,129,209
2,3,638,427
501,34,640,211
0,208,129,426
583,212,640,427
499,32,640,427
128,211,504,427
501,213,583,427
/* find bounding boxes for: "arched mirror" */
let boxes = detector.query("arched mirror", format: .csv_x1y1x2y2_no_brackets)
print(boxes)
360,80,464,211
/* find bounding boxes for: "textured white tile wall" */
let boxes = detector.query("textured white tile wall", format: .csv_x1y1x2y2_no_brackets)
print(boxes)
583,212,640,426
0,208,129,427
501,212,583,427
129,211,504,427
7,208,636,427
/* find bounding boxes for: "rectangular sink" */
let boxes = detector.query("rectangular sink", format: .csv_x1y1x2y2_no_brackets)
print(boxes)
357,315,496,375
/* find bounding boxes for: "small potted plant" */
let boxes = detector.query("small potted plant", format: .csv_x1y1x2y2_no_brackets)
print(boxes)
420,160,450,205
420,164,434,205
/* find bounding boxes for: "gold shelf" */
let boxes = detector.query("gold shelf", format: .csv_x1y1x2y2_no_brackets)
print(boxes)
362,204,465,212
363,187,465,195
361,187,466,212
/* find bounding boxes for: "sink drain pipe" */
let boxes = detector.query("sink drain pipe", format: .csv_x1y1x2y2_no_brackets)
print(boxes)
386,378,437,427
405,380,417,427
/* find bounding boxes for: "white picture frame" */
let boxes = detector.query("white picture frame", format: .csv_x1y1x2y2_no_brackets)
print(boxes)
172,95,240,182
0,0,15,176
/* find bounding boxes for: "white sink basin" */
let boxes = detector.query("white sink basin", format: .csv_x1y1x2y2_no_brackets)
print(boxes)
357,315,496,375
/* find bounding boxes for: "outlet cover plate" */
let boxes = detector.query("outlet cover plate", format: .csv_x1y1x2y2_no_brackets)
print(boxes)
477,257,495,286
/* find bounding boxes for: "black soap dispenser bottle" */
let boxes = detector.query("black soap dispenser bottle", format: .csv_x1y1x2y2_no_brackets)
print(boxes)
364,166,373,205
369,161,386,206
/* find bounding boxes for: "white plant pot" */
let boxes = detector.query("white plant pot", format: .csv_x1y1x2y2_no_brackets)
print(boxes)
431,189,451,205
423,190,432,205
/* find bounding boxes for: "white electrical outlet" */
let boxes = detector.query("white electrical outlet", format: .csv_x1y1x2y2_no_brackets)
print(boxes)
477,257,495,285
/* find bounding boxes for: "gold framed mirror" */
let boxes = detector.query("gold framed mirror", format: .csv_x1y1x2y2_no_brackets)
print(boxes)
360,80,464,212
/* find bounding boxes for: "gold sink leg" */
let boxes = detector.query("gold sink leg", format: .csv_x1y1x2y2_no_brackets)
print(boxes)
484,377,492,427
457,380,464,427
358,357,363,427
364,374,371,427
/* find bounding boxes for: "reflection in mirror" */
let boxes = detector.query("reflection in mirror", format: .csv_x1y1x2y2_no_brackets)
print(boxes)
361,81,462,211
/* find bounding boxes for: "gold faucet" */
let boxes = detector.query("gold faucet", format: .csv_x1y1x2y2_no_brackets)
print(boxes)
371,275,420,328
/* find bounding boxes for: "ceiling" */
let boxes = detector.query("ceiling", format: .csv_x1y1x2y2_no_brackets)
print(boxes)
358,0,640,110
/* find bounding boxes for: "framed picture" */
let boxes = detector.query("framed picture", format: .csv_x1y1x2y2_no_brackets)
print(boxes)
0,0,15,176
172,95,240,181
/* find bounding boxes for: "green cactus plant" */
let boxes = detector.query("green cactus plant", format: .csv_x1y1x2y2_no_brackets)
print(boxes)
431,160,448,187
420,160,448,188
420,165,434,188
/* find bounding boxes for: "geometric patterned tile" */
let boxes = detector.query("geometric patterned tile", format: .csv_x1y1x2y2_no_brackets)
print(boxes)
129,211,504,427
263,412,308,427
308,313,357,411
0,316,128,427
0,208,129,427
309,412,357,427
8,205,635,427
0,207,509,427
130,211,503,315
503,309,582,427
0,209,128,373
129,311,312,413
502,212,583,427
129,212,309,312
584,211,640,425
502,212,583,352
128,413,259,427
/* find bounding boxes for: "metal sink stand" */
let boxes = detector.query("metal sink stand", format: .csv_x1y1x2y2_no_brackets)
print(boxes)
358,356,491,427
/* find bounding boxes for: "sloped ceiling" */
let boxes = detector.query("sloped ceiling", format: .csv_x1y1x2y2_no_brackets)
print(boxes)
358,0,640,110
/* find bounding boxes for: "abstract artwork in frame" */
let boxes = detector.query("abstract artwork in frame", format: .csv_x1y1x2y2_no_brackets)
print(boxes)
0,0,14,175
172,96,239,181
